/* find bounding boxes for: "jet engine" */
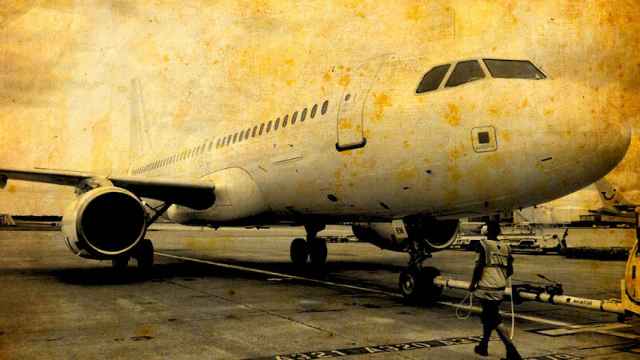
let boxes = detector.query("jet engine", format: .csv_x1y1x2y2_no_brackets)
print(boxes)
352,218,459,253
61,186,147,259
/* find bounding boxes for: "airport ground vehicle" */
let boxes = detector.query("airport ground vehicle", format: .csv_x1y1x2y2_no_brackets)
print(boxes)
453,223,562,254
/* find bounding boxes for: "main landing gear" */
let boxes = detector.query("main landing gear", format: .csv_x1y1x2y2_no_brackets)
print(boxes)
111,238,155,273
111,201,170,274
399,239,442,304
290,224,328,267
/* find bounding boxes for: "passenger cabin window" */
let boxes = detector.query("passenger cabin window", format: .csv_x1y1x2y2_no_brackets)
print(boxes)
446,60,485,88
259,123,265,135
321,100,328,115
291,111,298,125
301,108,307,122
311,104,318,118
416,64,450,93
282,115,288,128
483,59,546,80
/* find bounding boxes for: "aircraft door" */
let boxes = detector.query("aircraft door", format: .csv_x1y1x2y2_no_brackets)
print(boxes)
336,55,388,151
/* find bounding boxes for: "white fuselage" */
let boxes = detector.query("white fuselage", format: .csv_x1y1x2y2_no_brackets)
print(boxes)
129,56,630,226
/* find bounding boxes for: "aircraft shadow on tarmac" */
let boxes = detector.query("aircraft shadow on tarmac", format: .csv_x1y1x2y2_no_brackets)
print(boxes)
39,257,408,287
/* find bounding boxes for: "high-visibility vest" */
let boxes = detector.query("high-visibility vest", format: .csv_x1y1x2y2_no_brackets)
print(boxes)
475,239,510,300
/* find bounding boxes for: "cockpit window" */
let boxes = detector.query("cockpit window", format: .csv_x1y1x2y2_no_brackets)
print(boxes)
416,64,450,94
483,59,546,80
446,60,485,88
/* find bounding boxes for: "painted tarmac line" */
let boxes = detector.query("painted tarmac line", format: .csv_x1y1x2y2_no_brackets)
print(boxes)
155,252,639,340
155,252,400,298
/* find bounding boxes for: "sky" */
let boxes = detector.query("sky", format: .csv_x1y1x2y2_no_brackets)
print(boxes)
0,0,639,214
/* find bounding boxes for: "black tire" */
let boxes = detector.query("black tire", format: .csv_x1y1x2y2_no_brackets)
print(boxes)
112,256,130,270
134,239,154,272
290,238,308,266
399,268,424,304
308,238,328,267
399,266,442,305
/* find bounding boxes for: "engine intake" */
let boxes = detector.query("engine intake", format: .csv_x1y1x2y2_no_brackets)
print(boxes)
62,186,147,258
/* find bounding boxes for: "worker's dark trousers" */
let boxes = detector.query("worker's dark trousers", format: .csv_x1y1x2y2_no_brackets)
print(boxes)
479,299,522,359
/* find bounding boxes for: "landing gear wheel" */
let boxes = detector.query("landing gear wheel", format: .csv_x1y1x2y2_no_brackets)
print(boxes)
399,266,442,305
400,268,424,304
111,256,130,271
134,239,154,273
290,238,308,266
308,238,328,267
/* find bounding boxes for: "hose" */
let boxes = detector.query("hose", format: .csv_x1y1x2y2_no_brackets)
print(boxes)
508,278,515,340
456,292,473,320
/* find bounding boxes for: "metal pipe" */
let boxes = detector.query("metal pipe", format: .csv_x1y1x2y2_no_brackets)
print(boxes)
433,275,625,315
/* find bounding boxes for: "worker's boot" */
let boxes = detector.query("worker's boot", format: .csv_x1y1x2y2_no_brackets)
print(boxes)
474,344,488,357
501,346,523,360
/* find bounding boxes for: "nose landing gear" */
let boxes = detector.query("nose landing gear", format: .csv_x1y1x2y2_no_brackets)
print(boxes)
399,239,442,304
289,224,327,267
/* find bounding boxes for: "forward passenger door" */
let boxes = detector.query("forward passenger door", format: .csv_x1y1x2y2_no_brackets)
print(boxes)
336,55,389,151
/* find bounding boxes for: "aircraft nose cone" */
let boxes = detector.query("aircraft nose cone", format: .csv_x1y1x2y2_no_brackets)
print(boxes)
572,116,631,183
533,90,631,199
598,120,631,168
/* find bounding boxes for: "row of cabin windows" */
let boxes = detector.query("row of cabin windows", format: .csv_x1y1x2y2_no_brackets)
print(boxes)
132,99,330,175
216,99,329,149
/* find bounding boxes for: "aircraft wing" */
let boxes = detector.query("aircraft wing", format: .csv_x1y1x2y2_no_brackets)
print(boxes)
0,167,215,210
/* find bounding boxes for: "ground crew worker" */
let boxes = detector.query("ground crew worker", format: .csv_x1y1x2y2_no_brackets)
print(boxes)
468,221,522,360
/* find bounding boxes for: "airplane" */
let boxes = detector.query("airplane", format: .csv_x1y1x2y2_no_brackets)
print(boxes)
594,178,638,215
0,55,631,303
513,179,637,225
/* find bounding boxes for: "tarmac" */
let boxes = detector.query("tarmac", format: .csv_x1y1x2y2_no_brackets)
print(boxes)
1,225,639,359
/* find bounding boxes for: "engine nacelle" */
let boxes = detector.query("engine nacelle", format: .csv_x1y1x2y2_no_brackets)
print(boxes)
352,222,411,252
352,218,459,253
62,186,147,259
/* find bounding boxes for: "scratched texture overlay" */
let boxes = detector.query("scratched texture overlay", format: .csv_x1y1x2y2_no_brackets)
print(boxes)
0,0,639,215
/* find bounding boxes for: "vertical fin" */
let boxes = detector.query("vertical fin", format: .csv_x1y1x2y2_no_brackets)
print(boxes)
593,178,635,215
129,78,152,173
595,178,629,207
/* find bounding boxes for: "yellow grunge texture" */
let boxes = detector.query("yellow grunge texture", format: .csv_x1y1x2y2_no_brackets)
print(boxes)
1,0,639,214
